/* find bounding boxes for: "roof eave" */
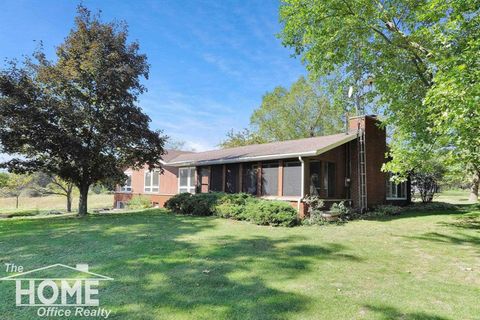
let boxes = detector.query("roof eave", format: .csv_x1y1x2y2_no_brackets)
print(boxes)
314,133,358,156
165,133,358,167
167,151,318,167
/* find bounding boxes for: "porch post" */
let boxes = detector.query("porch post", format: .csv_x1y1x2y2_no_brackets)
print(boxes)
256,162,262,196
278,160,284,196
238,163,243,193
222,164,226,192
299,157,305,198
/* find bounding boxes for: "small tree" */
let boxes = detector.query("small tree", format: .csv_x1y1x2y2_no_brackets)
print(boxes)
410,160,445,203
0,6,166,216
1,174,33,208
34,175,75,212
0,172,8,188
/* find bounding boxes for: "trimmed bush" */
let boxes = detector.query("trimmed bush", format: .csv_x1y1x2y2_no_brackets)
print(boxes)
215,193,253,219
215,203,246,219
165,192,224,216
127,195,152,209
243,200,298,227
165,193,192,213
166,192,298,227
186,193,222,216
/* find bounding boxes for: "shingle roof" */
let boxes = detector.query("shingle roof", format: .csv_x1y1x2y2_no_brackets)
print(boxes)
162,149,195,162
166,131,358,166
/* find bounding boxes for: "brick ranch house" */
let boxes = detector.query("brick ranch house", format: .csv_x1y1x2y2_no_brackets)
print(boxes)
114,115,411,217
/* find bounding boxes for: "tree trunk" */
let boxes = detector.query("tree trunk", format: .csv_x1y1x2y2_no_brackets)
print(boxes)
66,193,72,212
78,184,89,217
16,195,19,209
469,171,479,203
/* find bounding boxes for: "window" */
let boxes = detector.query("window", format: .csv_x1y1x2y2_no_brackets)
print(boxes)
144,170,159,193
262,162,279,196
323,162,336,198
283,161,301,196
387,176,407,199
242,164,258,195
179,167,196,193
120,172,132,192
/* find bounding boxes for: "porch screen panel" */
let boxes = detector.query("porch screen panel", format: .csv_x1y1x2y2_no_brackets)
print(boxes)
326,162,336,197
242,164,258,195
309,161,321,196
198,167,210,193
225,164,239,193
283,161,301,196
210,165,223,192
262,162,279,196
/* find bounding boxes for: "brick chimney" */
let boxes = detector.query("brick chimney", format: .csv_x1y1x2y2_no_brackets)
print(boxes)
348,115,379,131
348,114,387,209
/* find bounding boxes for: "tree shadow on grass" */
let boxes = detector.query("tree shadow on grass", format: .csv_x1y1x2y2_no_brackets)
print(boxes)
364,203,476,222
437,211,480,230
0,211,363,319
109,235,362,319
402,232,480,248
364,304,451,320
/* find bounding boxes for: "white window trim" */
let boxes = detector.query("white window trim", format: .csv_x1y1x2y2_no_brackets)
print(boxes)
178,167,196,194
120,172,132,193
386,180,407,200
144,170,160,194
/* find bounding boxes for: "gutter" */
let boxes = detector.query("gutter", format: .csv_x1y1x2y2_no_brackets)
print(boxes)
297,156,305,212
167,151,317,167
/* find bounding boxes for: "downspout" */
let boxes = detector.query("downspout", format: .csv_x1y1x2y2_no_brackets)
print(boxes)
298,156,305,212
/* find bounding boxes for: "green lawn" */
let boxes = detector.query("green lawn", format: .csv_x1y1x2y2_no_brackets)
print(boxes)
434,189,473,204
0,203,479,319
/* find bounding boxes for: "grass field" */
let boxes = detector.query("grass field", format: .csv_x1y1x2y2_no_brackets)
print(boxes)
0,198,478,319
0,193,114,214
434,189,473,204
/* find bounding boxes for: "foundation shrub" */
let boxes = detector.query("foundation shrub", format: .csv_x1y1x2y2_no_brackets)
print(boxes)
243,200,299,227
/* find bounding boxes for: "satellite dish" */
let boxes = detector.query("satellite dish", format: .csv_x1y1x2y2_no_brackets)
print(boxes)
348,86,354,98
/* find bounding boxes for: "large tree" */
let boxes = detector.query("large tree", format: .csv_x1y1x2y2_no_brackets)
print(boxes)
219,128,266,148
221,76,344,147
279,0,479,201
0,6,166,215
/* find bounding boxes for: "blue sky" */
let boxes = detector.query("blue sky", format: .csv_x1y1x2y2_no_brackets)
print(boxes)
0,0,305,152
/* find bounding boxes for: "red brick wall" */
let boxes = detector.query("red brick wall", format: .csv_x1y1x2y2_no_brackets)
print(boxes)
113,193,174,208
119,165,179,195
349,116,387,209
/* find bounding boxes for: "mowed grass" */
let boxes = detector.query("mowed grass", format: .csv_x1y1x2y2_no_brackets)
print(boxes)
435,189,473,204
0,193,114,214
0,203,479,319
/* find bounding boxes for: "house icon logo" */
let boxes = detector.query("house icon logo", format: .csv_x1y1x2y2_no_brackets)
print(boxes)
1,263,113,318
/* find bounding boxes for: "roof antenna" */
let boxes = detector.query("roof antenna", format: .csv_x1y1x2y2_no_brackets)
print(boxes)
345,86,355,135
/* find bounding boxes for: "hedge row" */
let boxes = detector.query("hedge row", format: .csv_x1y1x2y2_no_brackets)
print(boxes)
164,192,298,227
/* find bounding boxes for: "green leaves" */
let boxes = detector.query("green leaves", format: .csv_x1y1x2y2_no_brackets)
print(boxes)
0,5,166,214
279,0,480,183
220,76,345,148
250,76,344,141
